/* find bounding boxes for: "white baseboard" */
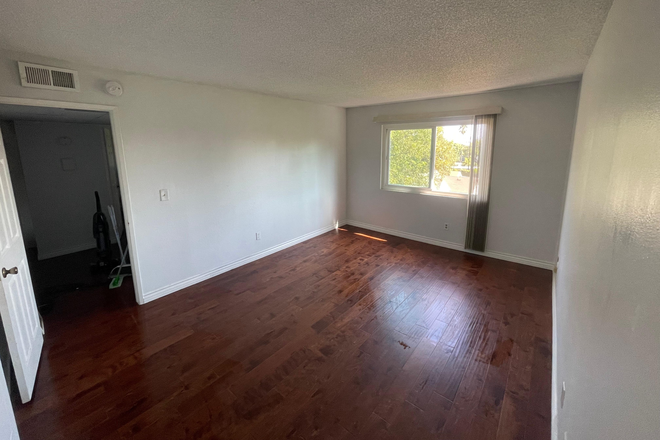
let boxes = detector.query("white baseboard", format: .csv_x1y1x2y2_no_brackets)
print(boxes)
345,220,555,270
142,222,344,304
346,220,464,251
38,242,96,260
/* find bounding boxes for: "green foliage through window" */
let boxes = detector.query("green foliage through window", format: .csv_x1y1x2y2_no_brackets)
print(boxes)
388,129,432,187
387,125,473,194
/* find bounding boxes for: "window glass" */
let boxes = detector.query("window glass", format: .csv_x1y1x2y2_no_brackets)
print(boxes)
431,124,473,194
388,128,432,187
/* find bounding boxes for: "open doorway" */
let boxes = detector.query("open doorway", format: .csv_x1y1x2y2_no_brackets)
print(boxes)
0,100,140,405
0,104,135,314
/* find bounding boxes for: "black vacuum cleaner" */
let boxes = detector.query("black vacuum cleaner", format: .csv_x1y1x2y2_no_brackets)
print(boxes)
92,191,112,267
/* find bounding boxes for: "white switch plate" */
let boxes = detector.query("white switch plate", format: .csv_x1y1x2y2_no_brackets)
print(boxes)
255,232,261,240
159,189,169,201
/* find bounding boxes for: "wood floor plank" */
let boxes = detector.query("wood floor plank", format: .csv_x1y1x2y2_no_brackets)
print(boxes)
15,226,552,440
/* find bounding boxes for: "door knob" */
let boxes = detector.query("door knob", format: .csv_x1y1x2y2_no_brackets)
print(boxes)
2,267,18,278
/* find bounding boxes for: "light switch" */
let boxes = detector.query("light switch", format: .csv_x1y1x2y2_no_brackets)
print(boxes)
159,189,169,201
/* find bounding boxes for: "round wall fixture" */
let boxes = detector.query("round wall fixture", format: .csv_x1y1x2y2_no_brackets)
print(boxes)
105,81,123,97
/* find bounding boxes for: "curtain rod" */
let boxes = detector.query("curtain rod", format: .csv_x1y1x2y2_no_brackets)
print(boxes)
373,106,502,124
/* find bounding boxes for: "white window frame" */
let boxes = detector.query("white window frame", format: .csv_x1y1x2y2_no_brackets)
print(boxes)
380,116,475,199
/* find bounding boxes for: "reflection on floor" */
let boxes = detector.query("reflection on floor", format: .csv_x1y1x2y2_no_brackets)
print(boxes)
15,226,552,440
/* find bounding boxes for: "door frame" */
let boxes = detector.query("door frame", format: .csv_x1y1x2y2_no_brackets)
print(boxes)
0,96,145,304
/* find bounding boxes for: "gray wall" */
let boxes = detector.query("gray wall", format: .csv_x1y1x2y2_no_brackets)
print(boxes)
346,82,579,265
556,0,660,438
12,121,114,259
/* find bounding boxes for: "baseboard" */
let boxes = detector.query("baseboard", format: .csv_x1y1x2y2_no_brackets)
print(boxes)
346,220,465,251
345,220,555,270
38,242,96,260
142,222,344,304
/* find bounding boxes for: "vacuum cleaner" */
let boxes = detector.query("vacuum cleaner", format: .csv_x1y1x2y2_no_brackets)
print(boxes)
92,191,112,267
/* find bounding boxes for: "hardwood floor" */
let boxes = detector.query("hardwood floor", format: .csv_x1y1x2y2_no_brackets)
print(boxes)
14,225,552,440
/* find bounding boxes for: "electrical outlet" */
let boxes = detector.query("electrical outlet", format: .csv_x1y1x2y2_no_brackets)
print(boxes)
159,189,169,201
444,223,449,230
255,232,261,241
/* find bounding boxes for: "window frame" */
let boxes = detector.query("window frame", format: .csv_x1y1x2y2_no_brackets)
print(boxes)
380,116,475,199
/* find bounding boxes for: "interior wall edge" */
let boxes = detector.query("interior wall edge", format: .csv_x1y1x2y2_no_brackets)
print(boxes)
142,221,346,304
345,219,555,270
555,0,660,437
551,268,559,440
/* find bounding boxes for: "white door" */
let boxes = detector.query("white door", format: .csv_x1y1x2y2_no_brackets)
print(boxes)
0,361,19,439
0,130,43,403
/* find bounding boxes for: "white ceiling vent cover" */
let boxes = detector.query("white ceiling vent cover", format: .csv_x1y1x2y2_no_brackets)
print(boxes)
18,62,80,92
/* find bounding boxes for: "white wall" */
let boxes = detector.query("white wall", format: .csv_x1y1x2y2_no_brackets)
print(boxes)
556,0,660,439
12,121,114,259
346,82,579,266
0,49,346,303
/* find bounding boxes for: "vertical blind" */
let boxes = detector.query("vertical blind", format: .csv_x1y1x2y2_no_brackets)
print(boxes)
465,114,497,252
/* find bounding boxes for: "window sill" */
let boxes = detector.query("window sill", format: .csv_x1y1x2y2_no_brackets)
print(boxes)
381,185,468,200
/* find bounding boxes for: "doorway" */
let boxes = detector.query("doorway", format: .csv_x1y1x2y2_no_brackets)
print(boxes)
0,100,138,403
0,103,134,309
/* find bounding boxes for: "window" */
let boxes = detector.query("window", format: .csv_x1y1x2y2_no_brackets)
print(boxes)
381,117,474,197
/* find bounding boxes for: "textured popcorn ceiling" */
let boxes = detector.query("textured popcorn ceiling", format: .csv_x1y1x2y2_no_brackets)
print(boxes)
0,0,612,107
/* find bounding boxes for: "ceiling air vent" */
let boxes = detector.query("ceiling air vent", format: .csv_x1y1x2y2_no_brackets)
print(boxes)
17,62,80,92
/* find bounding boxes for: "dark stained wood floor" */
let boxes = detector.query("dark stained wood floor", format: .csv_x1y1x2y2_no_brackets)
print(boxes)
15,225,552,440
